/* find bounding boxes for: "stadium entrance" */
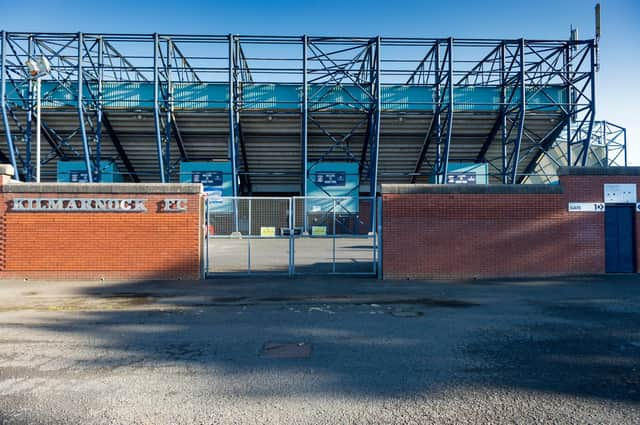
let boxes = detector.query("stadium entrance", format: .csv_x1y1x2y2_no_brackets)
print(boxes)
204,196,380,277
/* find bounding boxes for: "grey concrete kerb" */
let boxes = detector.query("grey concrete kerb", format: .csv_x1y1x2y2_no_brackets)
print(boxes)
1,182,203,194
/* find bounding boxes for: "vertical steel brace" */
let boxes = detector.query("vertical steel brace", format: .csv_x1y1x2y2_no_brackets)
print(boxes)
77,33,94,182
509,38,526,184
368,36,381,196
441,38,454,184
164,39,173,180
565,43,572,166
434,39,453,184
25,36,33,181
228,34,238,197
0,31,19,179
501,43,509,183
95,36,104,182
301,35,308,197
581,41,596,166
153,33,166,183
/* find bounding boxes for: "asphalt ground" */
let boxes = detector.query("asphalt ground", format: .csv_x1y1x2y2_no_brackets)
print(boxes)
0,274,638,424
208,236,377,274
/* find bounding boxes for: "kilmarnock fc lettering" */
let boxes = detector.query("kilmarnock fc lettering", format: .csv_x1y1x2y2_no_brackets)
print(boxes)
11,198,147,212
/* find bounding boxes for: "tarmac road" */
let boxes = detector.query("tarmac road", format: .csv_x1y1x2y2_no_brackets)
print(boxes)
0,275,638,424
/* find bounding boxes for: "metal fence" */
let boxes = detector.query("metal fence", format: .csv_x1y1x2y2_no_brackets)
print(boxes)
205,196,380,276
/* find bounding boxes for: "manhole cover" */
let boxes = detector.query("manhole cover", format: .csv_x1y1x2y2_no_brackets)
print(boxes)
260,342,312,358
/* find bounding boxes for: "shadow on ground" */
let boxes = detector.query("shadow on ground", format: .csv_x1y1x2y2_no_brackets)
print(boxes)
2,272,640,404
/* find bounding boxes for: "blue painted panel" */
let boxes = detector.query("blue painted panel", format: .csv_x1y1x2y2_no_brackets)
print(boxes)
57,160,123,182
6,81,566,112
381,85,433,111
179,161,232,195
429,162,489,184
173,83,228,109
103,82,154,108
180,161,233,212
605,206,636,273
309,85,371,111
307,162,359,213
242,83,300,110
453,87,501,112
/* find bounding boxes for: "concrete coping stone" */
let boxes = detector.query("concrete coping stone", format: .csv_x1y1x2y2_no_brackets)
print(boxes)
0,164,14,176
557,166,640,176
1,182,203,194
381,184,563,195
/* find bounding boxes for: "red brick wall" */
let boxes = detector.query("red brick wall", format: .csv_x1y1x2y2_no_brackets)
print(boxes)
382,174,640,280
0,190,204,280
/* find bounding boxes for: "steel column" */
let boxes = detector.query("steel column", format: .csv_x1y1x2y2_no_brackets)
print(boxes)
622,125,628,166
301,35,308,197
25,36,33,181
581,40,596,166
77,33,93,182
153,33,166,183
0,31,18,178
509,38,526,184
228,34,239,233
440,37,454,184
95,36,104,182
501,43,511,183
368,36,381,196
565,43,573,166
434,39,453,184
228,34,238,197
500,43,508,183
164,39,173,180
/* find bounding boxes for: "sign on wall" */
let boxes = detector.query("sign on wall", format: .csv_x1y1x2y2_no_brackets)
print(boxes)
314,172,346,187
70,171,90,183
12,198,147,212
568,202,605,212
11,198,189,213
192,171,224,193
446,172,477,184
604,184,637,204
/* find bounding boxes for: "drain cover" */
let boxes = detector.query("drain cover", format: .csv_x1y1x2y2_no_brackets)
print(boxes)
260,342,312,358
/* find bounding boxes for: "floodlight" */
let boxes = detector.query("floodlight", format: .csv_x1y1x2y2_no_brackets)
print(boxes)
24,56,51,77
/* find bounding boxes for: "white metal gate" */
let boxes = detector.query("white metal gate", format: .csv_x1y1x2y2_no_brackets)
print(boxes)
205,196,380,276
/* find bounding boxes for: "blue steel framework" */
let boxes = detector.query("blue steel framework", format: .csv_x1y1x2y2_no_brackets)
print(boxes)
0,32,627,192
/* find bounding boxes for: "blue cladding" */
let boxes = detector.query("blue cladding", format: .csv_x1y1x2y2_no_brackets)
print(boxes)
452,87,501,112
382,85,433,111
57,160,123,182
179,161,233,196
103,82,154,108
310,85,371,111
180,161,233,212
428,162,489,184
307,162,359,213
173,83,228,109
7,81,565,112
243,84,299,109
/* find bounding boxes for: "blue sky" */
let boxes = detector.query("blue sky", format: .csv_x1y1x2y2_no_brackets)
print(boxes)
1,0,639,164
